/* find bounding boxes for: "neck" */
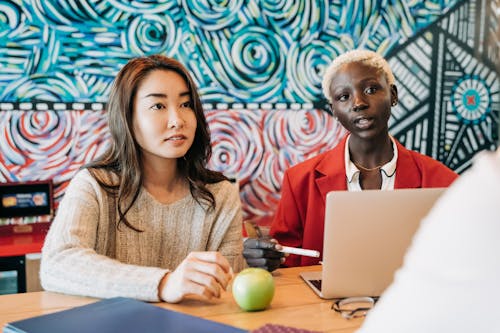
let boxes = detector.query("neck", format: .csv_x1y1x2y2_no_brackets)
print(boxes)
141,156,189,203
348,134,393,170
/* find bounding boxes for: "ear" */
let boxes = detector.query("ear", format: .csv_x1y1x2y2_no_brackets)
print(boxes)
328,103,337,118
390,84,398,106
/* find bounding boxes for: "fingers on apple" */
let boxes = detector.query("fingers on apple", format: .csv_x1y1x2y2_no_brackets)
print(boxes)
212,263,231,288
173,266,217,300
191,273,221,298
186,257,230,292
187,279,218,300
187,251,231,274
229,267,235,280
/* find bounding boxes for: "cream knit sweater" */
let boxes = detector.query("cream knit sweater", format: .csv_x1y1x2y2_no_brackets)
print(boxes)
40,169,244,301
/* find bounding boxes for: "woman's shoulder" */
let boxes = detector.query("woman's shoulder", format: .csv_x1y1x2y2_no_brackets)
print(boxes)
394,138,451,169
395,143,458,185
71,168,117,184
206,180,240,202
206,179,237,193
69,168,97,186
66,168,118,197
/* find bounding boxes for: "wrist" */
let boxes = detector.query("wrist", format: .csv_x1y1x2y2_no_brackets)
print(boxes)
158,272,170,302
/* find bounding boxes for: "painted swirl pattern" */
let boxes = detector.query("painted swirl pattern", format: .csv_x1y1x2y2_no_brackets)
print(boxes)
206,110,265,186
0,111,110,204
2,0,496,226
1,0,461,103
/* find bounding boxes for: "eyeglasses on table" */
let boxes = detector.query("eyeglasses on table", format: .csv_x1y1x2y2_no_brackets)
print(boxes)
331,296,379,319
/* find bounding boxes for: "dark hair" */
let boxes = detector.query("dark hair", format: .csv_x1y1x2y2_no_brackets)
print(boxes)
85,55,227,231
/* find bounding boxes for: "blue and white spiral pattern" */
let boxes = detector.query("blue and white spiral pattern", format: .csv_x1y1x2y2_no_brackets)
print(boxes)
182,0,245,30
1,0,460,103
125,13,181,55
0,0,469,223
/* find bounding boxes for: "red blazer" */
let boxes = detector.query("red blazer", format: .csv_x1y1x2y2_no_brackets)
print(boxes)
270,135,459,267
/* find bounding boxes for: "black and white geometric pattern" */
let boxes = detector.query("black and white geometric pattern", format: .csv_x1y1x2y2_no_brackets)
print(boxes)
388,0,499,173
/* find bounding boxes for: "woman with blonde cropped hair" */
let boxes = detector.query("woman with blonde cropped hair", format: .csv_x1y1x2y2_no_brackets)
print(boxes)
243,49,458,270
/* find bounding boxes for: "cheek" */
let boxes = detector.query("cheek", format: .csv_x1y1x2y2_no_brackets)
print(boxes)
143,113,166,129
131,113,141,138
383,100,393,116
187,112,198,130
133,114,163,144
333,107,347,122
131,118,146,147
333,113,351,130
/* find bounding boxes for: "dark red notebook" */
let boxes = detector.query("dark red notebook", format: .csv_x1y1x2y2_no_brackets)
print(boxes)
252,323,322,333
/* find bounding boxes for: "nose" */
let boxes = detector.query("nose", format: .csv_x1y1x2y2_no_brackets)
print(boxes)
167,109,184,129
352,93,368,112
167,119,180,129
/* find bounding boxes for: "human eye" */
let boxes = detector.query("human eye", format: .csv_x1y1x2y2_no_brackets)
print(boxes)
150,102,165,111
180,100,193,109
365,84,380,94
336,93,349,102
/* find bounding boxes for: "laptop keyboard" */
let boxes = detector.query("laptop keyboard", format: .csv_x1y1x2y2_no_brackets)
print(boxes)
310,279,322,291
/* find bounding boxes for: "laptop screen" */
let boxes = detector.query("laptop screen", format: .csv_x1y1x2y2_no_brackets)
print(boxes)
301,188,445,299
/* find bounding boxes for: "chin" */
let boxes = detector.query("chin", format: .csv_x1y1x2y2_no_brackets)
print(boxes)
353,132,387,143
155,151,190,160
166,153,189,159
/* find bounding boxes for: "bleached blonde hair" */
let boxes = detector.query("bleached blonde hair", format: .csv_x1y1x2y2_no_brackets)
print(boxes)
322,49,395,103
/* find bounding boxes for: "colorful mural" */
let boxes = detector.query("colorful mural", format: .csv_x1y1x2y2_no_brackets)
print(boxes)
0,0,498,225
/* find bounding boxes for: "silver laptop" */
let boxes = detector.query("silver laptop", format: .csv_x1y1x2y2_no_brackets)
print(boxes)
300,188,446,299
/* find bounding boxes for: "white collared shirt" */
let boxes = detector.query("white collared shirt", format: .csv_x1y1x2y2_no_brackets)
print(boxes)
345,135,398,191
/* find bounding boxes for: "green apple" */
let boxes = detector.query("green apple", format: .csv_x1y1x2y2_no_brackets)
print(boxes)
232,268,275,311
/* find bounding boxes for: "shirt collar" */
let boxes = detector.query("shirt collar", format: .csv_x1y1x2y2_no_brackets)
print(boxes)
345,134,398,183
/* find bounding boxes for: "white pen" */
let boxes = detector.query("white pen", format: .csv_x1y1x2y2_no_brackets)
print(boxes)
279,246,320,258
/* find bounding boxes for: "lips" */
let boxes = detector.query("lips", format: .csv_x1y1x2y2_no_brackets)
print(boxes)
165,134,187,141
353,116,374,130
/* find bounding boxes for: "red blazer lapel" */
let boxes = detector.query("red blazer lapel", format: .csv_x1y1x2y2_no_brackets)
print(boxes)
393,139,422,188
315,135,349,200
310,136,425,195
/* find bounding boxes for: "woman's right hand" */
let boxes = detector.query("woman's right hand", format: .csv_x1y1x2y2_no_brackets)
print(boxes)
159,251,233,303
242,238,285,272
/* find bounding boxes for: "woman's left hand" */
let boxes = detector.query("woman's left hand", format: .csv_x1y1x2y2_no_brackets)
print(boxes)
158,251,233,303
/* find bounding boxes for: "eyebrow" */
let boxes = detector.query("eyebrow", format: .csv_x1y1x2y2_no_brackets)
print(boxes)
141,91,190,99
359,76,381,83
335,77,381,88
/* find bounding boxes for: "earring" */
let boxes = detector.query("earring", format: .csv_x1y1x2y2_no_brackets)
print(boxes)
391,101,397,106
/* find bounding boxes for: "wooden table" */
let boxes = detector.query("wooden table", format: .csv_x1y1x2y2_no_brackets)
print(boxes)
0,265,364,332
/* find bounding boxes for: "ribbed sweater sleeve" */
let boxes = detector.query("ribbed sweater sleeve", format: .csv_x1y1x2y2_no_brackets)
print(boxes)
40,169,244,301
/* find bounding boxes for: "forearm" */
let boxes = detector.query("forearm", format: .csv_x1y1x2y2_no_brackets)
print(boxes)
41,247,169,301
40,175,169,301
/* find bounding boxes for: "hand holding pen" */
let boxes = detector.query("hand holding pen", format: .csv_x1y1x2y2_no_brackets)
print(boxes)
242,222,320,272
243,238,284,272
243,238,320,272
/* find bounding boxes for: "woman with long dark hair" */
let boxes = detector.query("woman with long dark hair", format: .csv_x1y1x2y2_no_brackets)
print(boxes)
41,55,244,303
